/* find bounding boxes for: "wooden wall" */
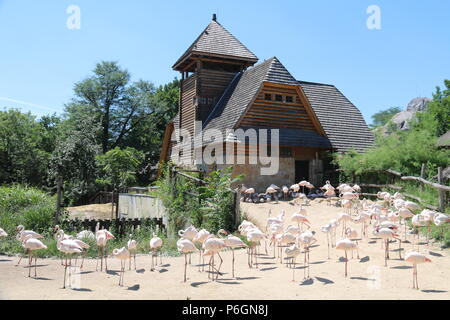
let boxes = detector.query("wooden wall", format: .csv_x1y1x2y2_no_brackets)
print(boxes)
239,83,318,132
197,69,237,123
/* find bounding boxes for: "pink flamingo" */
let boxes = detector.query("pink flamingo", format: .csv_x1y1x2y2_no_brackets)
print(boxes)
127,234,137,270
336,238,358,277
405,251,431,290
223,234,247,278
150,232,163,271
21,235,47,278
113,247,130,286
177,238,198,282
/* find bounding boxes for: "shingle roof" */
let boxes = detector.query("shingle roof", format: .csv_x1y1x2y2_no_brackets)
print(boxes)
298,81,374,152
173,20,258,69
181,56,373,152
203,57,295,135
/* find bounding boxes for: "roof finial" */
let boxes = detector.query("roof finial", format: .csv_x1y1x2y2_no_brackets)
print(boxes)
212,13,217,21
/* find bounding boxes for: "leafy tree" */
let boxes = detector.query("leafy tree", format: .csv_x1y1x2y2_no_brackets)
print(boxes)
66,61,160,154
370,107,402,128
95,147,144,193
49,113,102,205
0,109,49,186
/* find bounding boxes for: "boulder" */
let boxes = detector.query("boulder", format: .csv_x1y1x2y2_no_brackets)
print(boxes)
406,97,432,112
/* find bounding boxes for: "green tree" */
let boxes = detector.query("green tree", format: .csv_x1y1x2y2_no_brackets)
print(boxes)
0,109,49,186
67,61,158,153
95,147,144,193
370,107,402,128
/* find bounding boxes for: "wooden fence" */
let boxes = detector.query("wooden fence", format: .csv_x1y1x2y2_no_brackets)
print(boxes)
340,165,449,211
62,217,165,237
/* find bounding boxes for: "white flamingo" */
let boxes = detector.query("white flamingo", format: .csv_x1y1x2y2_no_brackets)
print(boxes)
405,251,431,290
15,225,43,266
127,234,137,270
284,244,301,281
336,238,358,277
321,224,332,259
56,232,82,288
149,232,163,271
95,229,115,272
177,238,198,282
21,234,47,278
178,226,198,264
113,247,130,286
223,234,247,278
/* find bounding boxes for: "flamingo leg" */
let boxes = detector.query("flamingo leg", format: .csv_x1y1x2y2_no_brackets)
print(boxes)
344,251,348,277
63,258,67,289
184,254,187,282
232,249,235,278
28,252,32,278
34,256,37,277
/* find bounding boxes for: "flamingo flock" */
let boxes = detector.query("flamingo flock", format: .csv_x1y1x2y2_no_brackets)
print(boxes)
0,180,448,292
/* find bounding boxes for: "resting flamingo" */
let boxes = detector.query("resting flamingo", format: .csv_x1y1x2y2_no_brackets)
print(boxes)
321,224,332,259
56,231,82,288
298,230,317,279
150,232,163,271
336,238,358,277
177,238,198,282
96,229,115,272
284,244,301,281
178,225,198,264
373,227,401,265
113,247,131,286
223,234,247,278
126,234,137,270
405,251,431,290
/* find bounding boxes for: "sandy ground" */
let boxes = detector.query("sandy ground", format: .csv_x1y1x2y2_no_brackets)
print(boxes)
66,203,114,220
1,200,449,300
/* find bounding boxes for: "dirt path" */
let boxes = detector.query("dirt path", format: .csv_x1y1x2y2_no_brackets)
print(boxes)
1,200,449,300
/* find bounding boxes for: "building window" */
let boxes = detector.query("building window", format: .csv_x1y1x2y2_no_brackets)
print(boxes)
285,96,294,103
275,94,282,102
280,147,293,158
264,93,272,101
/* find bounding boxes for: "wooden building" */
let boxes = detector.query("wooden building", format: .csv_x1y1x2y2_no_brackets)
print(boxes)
160,15,374,190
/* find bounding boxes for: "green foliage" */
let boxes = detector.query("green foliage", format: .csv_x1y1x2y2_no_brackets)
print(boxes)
0,185,55,236
96,147,144,192
156,163,241,236
370,106,402,128
0,109,52,186
335,80,450,180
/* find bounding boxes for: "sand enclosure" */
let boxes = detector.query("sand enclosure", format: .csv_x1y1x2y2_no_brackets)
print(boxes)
1,200,449,300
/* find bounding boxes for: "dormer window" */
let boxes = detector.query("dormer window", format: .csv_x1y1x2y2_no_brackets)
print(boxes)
275,94,282,102
285,96,294,103
264,93,272,101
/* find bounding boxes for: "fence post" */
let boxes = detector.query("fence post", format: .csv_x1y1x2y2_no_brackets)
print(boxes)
55,176,63,223
234,189,241,229
438,167,446,212
420,163,426,192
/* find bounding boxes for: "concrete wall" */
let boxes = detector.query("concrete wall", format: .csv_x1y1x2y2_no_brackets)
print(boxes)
118,194,167,224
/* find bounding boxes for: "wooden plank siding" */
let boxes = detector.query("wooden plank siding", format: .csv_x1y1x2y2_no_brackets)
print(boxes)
238,83,318,132
179,74,197,164
197,69,237,122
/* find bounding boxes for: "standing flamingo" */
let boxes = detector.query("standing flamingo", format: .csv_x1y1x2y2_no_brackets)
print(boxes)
338,213,352,236
434,213,450,248
113,247,130,286
149,232,163,271
178,226,198,264
127,234,137,270
96,229,115,272
56,232,82,288
203,235,227,281
284,244,301,281
21,234,47,278
223,234,247,278
298,230,317,279
246,228,266,268
398,207,414,241
336,238,358,277
15,225,42,266
405,251,431,290
373,227,401,265
177,238,198,282
321,224,332,259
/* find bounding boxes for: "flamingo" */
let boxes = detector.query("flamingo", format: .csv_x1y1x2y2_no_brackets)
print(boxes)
113,247,130,286
54,225,72,265
15,225,43,266
150,232,163,271
127,234,137,270
434,213,450,248
336,238,358,277
177,238,198,282
298,230,317,279
405,251,431,289
57,230,90,269
345,227,360,259
246,228,265,268
178,226,198,264
21,234,47,278
321,224,332,259
95,229,115,272
282,186,289,200
277,232,296,264
338,213,352,236
193,229,210,271
223,234,247,278
0,228,7,238
411,214,428,249
420,209,437,245
404,201,420,212
291,212,310,232
373,227,401,265
398,207,414,241
56,232,82,288
76,230,95,241
268,223,283,258
329,219,339,247
284,244,301,281
266,186,278,202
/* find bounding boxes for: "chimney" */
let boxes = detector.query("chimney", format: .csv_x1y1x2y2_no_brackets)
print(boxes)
212,13,217,21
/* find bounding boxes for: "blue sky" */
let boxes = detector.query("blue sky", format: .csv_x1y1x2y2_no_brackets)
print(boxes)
0,0,449,123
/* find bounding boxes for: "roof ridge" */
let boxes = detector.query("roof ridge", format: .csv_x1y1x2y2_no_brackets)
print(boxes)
297,80,335,87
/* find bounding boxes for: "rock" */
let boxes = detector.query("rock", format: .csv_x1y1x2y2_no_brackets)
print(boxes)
406,97,432,112
390,111,416,130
